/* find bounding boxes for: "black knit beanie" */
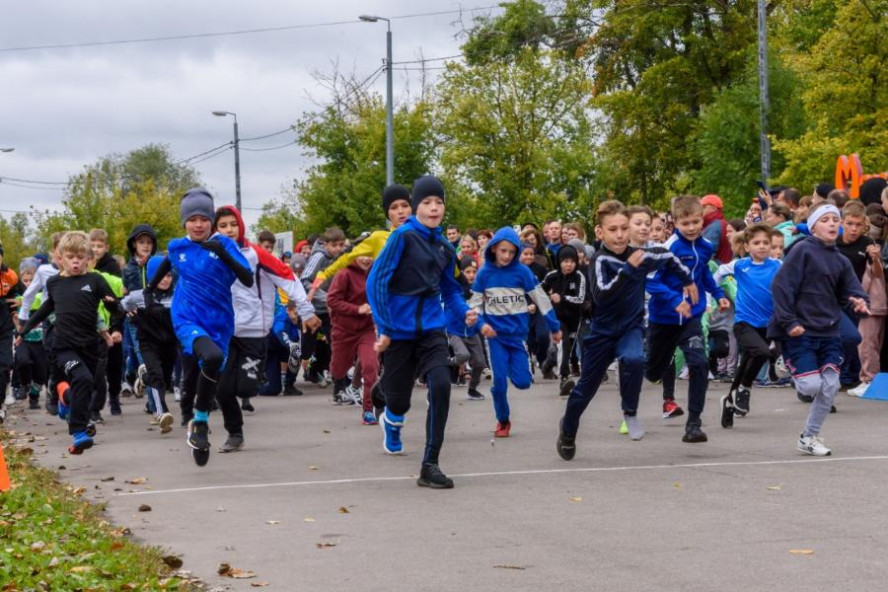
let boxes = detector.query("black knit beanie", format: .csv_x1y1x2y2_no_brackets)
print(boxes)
411,175,446,210
558,244,579,264
180,187,216,227
382,184,411,214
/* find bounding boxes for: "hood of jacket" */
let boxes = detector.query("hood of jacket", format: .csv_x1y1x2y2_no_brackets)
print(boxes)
127,224,158,258
484,226,522,268
214,205,247,246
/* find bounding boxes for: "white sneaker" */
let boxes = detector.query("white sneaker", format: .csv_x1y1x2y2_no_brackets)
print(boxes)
774,356,791,379
4,392,16,406
173,386,182,402
345,385,363,405
847,382,870,398
797,433,831,456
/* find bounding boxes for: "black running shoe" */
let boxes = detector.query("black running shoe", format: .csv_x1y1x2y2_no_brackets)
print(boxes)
466,388,486,401
29,398,41,410
90,411,105,424
734,386,750,416
240,398,254,412
219,434,245,453
559,378,575,398
720,392,734,429
283,385,303,396
417,463,454,489
796,390,814,403
682,419,708,443
557,423,576,461
187,420,210,451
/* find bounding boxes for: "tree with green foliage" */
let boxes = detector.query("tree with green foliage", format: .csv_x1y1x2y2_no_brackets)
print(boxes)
34,144,200,255
435,46,597,228
0,212,36,271
257,93,436,238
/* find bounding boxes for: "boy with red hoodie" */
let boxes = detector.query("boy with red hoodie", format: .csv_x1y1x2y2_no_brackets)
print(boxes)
210,205,320,452
327,254,379,425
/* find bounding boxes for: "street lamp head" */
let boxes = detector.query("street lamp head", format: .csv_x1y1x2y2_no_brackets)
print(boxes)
358,15,379,22
212,111,231,117
0,147,14,153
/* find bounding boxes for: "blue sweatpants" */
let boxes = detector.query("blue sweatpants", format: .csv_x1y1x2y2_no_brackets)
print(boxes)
562,326,645,437
489,337,533,422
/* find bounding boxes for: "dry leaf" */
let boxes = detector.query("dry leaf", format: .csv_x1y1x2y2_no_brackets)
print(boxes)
72,486,86,495
138,505,152,512
218,563,256,578
110,541,125,551
494,564,526,570
338,507,350,514
125,477,147,485
322,429,331,434
162,555,183,569
266,520,280,525
316,542,337,549
767,486,782,491
303,517,316,522
789,549,815,555
568,496,583,502
673,482,682,488
309,465,319,470
100,476,115,482
216,506,226,512
70,566,92,573
251,583,269,588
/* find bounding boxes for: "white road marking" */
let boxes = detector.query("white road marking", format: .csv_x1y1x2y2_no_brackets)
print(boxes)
119,455,888,496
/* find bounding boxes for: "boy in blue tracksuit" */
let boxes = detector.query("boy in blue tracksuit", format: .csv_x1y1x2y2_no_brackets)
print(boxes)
260,299,302,397
146,188,253,466
557,201,695,459
768,204,869,456
646,195,730,444
367,175,477,489
470,227,561,438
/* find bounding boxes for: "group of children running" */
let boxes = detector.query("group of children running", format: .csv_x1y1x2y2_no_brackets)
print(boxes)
0,176,880,488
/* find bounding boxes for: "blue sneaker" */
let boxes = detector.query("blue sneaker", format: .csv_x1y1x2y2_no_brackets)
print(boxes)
380,409,404,454
58,398,69,420
68,431,93,455
362,410,378,426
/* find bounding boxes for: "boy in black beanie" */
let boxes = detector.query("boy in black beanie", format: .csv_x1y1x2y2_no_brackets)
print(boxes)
541,244,587,396
367,175,477,489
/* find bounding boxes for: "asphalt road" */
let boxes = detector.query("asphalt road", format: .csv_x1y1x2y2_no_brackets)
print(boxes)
7,375,888,591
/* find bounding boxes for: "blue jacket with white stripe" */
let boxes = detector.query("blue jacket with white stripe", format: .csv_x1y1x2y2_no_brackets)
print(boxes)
588,244,694,335
646,232,726,325
469,227,560,340
367,216,468,341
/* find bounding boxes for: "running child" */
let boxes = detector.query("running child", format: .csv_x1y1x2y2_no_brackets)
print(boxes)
447,258,487,401
769,204,869,456
0,247,23,422
15,232,122,453
120,255,177,435
146,188,254,466
541,245,584,397
13,258,47,411
470,227,562,438
327,254,379,424
713,224,781,428
646,195,730,443
557,201,694,459
367,175,477,489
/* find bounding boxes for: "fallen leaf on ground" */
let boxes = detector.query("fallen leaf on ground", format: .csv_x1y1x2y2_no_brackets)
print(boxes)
309,465,319,470
100,476,115,482
494,564,526,570
789,549,815,555
251,583,269,588
674,482,682,488
767,486,782,491
70,566,92,573
568,497,583,502
216,506,226,512
138,505,151,512
125,477,147,485
162,555,183,569
218,563,256,578
316,542,337,549
322,429,331,434
266,520,280,525
338,507,350,513
303,517,315,522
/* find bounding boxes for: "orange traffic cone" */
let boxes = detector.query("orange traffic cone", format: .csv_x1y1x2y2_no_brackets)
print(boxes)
0,442,10,492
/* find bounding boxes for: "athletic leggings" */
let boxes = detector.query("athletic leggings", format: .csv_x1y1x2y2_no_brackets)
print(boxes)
730,323,773,391
192,337,225,414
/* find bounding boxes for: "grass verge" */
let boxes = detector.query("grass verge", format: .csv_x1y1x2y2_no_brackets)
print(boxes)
0,432,198,591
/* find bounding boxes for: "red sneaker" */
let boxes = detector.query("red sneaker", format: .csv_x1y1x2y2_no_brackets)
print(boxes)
494,420,511,438
662,398,684,419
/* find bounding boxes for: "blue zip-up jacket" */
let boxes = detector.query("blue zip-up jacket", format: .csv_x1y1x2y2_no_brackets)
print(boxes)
469,227,560,339
367,216,468,340
768,236,868,339
647,231,726,325
714,257,781,328
168,232,251,355
588,244,693,336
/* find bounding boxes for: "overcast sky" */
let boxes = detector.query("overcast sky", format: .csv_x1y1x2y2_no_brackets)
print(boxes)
0,1,500,229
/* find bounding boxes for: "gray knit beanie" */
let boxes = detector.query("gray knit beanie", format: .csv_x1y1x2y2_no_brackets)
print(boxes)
180,187,216,227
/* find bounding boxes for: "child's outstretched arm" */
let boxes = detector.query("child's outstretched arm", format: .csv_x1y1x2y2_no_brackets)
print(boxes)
836,257,871,316
201,239,254,287
16,292,54,344
701,261,729,311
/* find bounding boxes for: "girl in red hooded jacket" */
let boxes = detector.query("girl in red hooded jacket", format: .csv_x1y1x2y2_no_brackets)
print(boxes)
327,255,379,425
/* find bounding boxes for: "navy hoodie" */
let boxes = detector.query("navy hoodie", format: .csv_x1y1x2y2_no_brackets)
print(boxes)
469,227,559,339
122,224,158,293
768,236,868,339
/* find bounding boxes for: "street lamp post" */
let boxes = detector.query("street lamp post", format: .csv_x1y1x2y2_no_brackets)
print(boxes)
359,15,394,187
212,111,241,212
